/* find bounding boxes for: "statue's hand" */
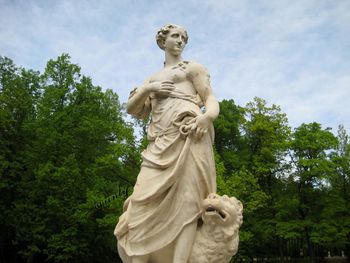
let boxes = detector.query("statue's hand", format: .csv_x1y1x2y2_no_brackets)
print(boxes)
186,115,211,139
146,80,175,98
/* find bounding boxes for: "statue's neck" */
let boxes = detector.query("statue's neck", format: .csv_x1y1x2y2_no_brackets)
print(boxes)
164,53,183,68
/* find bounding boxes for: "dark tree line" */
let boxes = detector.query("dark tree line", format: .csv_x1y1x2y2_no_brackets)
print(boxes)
1,55,349,262
0,55,138,263
215,99,350,261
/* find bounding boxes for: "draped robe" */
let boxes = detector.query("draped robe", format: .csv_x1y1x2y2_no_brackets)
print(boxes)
115,87,216,256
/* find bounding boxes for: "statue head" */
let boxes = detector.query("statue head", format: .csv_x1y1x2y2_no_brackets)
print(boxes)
156,24,188,50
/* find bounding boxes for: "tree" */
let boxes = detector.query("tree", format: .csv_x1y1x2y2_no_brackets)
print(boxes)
0,56,41,263
243,97,291,194
217,168,269,260
326,125,350,256
3,54,349,262
242,97,291,258
214,99,247,176
216,97,291,260
285,122,338,257
1,54,139,262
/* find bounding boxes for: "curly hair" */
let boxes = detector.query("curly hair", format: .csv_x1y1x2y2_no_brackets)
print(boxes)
156,24,188,50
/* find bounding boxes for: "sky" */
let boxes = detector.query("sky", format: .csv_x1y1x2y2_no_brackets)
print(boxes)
1,0,350,134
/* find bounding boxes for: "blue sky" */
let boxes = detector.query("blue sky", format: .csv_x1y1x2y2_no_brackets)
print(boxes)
1,0,350,133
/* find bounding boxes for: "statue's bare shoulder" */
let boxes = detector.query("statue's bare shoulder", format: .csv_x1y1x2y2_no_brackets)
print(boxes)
186,60,212,102
186,60,209,77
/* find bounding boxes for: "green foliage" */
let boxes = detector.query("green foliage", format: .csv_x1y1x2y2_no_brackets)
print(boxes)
2,55,350,262
244,97,291,189
214,99,247,175
0,55,136,262
218,169,269,214
215,98,349,260
280,123,341,257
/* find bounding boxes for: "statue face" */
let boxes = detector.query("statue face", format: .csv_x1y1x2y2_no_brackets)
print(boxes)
163,28,187,56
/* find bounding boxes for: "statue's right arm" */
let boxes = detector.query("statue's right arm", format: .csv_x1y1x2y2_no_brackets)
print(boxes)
127,82,152,119
127,79,175,118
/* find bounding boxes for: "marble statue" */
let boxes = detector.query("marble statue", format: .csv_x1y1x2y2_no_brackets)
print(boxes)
114,24,243,263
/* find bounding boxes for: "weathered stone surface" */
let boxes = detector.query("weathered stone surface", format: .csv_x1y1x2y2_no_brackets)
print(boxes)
114,24,243,263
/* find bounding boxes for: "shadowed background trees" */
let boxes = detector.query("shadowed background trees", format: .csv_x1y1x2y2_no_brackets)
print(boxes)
0,55,138,263
215,100,350,261
1,55,349,262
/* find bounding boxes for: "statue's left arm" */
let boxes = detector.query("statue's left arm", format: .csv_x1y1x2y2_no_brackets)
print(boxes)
187,62,220,138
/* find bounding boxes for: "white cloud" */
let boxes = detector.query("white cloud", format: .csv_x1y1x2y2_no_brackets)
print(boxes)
1,0,349,133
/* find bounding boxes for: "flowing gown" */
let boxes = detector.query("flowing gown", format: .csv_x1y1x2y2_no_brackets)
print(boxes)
114,86,217,256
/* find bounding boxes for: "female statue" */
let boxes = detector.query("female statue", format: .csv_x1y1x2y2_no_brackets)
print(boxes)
114,24,219,263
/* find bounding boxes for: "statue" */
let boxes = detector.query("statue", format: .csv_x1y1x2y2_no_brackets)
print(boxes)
114,24,243,263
